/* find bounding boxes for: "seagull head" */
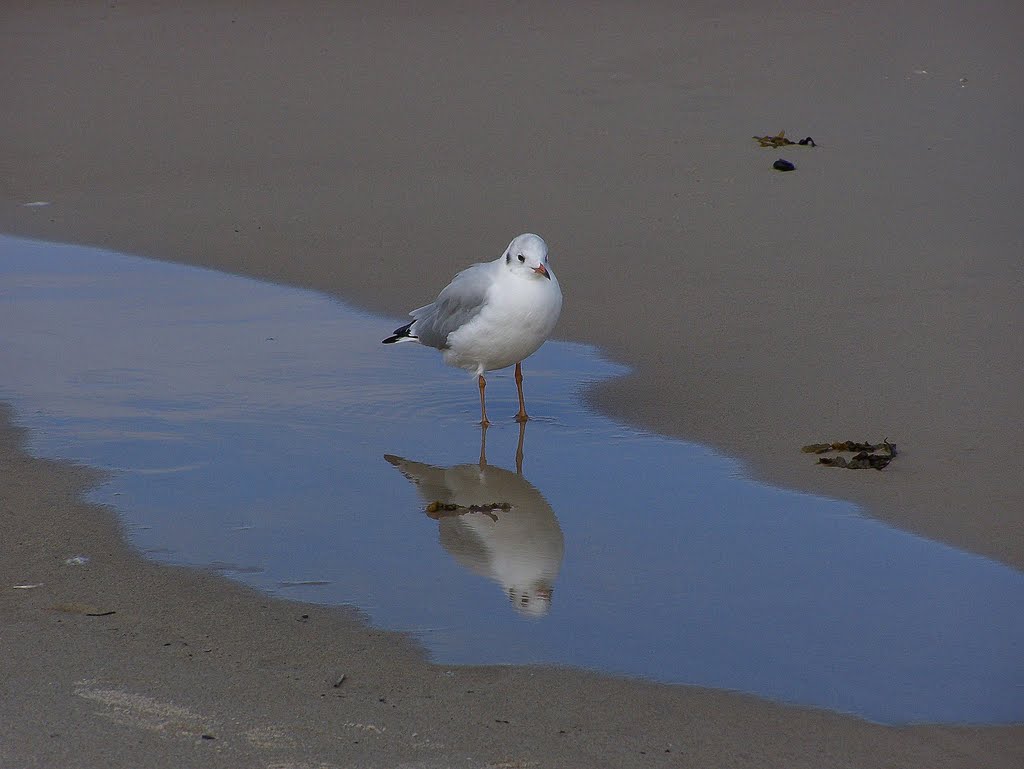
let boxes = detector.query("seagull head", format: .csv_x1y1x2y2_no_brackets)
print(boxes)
503,233,552,280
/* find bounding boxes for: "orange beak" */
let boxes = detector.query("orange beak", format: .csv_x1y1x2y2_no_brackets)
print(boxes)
533,264,550,279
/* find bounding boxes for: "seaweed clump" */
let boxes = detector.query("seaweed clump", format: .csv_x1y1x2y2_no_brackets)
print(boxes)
425,500,512,520
801,440,897,470
754,130,817,148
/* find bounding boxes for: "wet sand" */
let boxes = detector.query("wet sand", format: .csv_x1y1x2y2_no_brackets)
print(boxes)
2,1,1022,766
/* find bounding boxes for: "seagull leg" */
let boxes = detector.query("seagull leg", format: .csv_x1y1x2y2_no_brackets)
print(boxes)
515,418,526,474
478,374,490,427
514,362,529,423
479,422,488,467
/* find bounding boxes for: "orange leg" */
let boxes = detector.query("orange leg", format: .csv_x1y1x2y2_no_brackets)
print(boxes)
514,361,529,423
478,374,490,427
515,418,526,474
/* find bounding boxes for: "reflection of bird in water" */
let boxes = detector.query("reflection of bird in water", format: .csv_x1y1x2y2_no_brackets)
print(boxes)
385,425,564,617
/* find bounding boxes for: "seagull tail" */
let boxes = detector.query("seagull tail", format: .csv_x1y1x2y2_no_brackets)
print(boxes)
382,321,418,344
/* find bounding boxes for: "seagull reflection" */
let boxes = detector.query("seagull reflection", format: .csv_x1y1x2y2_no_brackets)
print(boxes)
385,423,564,617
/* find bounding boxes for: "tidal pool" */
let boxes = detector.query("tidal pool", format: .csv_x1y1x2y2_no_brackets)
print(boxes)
2,235,1021,725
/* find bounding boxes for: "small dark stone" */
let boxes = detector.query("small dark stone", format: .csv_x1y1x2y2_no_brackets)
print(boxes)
201,734,216,740
773,159,796,172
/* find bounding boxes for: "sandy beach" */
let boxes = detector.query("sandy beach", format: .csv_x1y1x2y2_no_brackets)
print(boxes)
2,1,1022,766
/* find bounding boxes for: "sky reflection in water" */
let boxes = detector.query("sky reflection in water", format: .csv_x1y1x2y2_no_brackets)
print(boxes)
1,235,1022,725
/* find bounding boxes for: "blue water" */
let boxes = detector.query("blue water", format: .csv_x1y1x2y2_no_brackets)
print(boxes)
1,235,1021,725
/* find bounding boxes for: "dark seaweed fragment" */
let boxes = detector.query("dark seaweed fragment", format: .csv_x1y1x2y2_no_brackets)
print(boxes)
754,131,796,148
804,439,897,470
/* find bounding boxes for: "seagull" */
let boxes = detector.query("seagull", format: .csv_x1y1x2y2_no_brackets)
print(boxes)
382,233,562,426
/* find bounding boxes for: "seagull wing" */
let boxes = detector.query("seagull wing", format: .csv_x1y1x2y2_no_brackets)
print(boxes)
410,262,494,349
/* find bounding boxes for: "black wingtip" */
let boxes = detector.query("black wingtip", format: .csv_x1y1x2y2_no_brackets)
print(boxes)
382,320,415,344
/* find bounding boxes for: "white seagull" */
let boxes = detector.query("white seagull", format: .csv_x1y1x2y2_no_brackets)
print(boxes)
383,233,562,425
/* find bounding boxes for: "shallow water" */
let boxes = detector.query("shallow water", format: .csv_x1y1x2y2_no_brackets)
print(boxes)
2,235,1022,725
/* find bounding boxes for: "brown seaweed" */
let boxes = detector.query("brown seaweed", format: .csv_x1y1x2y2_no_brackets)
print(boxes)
754,130,817,148
425,500,513,520
802,439,897,470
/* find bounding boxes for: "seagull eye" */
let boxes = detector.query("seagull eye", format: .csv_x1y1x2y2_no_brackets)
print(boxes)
517,254,525,262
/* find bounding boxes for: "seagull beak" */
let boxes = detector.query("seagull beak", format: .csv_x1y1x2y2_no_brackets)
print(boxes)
533,264,551,279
